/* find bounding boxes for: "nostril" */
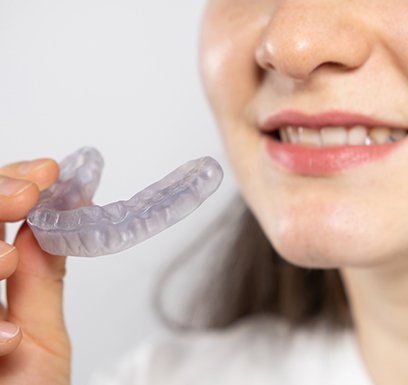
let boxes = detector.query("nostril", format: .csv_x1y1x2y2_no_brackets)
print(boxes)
265,62,275,71
314,61,350,73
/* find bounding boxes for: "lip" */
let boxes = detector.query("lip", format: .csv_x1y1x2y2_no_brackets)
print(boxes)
260,110,407,132
259,110,408,175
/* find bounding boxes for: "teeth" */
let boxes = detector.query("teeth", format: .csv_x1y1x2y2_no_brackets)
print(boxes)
348,125,367,145
286,126,299,144
369,127,390,144
277,126,408,146
280,127,290,143
298,127,321,146
365,136,374,145
320,126,347,146
390,129,407,141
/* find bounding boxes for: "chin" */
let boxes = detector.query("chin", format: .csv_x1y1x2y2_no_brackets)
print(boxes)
269,231,372,269
269,228,398,269
255,203,395,270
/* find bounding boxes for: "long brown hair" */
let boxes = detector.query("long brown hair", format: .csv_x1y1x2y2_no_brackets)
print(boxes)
153,194,352,332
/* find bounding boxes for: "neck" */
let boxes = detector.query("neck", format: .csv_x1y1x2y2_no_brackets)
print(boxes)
341,257,408,385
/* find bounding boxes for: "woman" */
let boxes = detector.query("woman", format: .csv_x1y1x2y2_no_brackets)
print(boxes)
0,1,406,383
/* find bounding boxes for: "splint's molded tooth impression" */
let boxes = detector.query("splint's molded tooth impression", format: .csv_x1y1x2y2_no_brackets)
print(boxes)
27,147,223,257
278,126,408,146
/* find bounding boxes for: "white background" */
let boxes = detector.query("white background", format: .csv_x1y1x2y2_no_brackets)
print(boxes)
0,1,237,384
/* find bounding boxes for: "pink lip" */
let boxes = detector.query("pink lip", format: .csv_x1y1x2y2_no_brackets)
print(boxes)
260,110,407,132
260,110,408,175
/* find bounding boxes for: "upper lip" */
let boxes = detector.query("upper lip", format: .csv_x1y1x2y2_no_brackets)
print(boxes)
260,110,408,132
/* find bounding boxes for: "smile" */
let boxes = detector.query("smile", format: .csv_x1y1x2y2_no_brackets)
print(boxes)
259,110,408,175
271,125,407,146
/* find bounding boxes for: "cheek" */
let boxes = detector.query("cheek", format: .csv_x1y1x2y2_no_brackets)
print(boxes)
199,8,262,127
199,6,266,191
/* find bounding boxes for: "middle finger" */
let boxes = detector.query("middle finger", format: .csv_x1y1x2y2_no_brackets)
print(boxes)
0,242,18,281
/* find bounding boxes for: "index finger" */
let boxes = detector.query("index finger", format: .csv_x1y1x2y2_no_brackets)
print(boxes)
0,159,59,222
0,159,59,191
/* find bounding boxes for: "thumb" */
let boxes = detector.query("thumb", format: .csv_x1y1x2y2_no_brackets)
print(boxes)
7,223,69,354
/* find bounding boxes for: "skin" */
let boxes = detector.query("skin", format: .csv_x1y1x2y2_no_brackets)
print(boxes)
0,159,70,385
200,0,408,384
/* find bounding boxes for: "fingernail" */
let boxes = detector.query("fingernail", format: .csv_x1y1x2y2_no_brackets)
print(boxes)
0,176,31,197
0,322,19,341
17,159,51,175
0,243,15,258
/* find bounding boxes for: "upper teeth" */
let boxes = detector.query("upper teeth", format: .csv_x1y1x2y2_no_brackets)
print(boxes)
279,126,408,146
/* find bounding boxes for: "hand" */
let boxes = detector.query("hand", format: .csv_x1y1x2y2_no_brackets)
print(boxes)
0,158,70,385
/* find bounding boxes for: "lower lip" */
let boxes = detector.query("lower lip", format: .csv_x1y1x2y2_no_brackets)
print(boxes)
263,135,405,175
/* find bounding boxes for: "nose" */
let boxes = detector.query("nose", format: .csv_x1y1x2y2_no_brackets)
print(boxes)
255,2,372,80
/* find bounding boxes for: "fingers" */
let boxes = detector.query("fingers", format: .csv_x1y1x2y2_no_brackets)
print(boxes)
0,303,7,321
0,321,21,356
0,157,64,357
0,159,59,191
0,179,39,222
0,159,59,222
0,243,21,356
0,243,19,281
7,223,69,356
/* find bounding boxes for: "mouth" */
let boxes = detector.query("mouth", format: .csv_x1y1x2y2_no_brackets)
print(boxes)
259,110,408,175
266,125,408,146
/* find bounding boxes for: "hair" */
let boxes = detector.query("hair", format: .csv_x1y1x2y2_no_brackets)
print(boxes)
153,194,352,332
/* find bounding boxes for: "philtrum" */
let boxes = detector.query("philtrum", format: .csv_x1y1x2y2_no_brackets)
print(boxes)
27,147,223,257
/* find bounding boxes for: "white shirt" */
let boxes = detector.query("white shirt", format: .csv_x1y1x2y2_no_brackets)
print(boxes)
90,314,373,385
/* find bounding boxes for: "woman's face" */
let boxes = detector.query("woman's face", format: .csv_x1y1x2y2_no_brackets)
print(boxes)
200,0,408,269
